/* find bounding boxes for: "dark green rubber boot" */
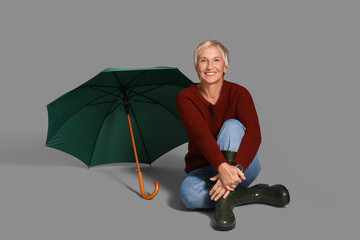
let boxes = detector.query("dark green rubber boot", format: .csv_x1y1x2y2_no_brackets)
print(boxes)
211,191,237,231
211,150,237,231
221,150,237,164
211,184,290,231
211,151,290,231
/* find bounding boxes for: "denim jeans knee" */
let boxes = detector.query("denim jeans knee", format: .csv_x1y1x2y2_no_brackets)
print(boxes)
221,119,246,137
179,166,217,209
217,119,246,152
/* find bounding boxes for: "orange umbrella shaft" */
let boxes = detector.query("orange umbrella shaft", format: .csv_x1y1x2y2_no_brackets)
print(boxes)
127,114,141,172
127,113,159,200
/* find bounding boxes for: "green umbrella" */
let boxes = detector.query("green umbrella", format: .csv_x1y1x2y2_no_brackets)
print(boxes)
45,66,192,199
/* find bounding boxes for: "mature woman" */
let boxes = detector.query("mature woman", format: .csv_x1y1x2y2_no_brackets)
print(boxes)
176,40,290,231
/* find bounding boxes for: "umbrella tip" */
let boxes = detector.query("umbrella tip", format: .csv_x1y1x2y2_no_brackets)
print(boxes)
43,144,47,148
88,165,90,170
45,105,48,108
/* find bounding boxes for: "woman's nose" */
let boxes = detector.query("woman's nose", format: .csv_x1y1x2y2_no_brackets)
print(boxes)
207,61,213,70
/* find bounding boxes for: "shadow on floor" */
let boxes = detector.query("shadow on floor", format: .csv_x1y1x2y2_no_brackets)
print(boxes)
1,135,215,219
0,134,85,168
98,160,215,221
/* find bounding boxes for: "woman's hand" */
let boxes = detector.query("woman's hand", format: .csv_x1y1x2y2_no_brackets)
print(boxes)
217,162,246,191
209,175,231,201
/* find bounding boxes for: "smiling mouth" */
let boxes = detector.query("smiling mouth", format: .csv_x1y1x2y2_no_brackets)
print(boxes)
205,72,216,76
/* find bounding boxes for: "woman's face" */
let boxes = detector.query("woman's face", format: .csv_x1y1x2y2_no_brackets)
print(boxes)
196,46,228,84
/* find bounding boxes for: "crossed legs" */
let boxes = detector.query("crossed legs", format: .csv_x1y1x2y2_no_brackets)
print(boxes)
179,119,261,209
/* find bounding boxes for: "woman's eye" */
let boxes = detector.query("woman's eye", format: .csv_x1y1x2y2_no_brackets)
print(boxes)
215,59,220,61
200,59,206,62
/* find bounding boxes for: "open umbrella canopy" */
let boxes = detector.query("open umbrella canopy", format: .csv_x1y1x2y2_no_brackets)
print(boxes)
45,67,192,168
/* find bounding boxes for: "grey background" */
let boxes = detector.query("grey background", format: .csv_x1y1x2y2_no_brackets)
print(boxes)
1,0,359,239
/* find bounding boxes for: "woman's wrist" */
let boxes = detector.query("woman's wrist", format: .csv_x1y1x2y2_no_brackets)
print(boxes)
231,163,243,172
218,162,230,171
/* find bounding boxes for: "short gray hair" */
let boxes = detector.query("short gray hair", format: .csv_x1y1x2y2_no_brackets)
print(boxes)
193,40,229,69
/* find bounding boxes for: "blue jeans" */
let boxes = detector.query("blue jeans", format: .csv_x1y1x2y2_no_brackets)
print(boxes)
179,119,261,209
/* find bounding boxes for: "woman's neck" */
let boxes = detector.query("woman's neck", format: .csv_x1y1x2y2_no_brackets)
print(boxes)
196,80,224,105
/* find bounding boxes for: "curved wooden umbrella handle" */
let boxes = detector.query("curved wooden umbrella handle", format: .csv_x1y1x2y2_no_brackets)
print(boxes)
127,113,159,200
137,171,159,200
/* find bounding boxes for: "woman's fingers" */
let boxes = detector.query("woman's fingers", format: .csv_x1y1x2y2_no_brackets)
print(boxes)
209,180,233,201
211,184,226,201
210,185,219,200
221,176,239,191
225,185,235,191
209,174,219,181
209,180,221,196
223,190,231,199
209,167,247,201
213,189,226,201
210,179,229,200
237,169,246,181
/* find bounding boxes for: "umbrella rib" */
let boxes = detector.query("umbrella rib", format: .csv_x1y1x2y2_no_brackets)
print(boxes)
46,89,120,145
88,86,120,98
130,90,181,120
132,99,157,105
112,70,147,89
78,84,119,89
129,82,187,88
127,84,165,99
83,89,118,107
129,104,151,164
105,101,123,117
125,71,153,97
88,93,120,167
86,100,117,107
124,70,147,88
112,72,124,87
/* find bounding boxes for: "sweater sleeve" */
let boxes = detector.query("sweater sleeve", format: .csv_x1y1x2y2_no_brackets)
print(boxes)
176,94,227,171
233,87,262,171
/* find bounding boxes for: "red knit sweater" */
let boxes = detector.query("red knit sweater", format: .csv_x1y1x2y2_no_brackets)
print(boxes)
176,80,261,173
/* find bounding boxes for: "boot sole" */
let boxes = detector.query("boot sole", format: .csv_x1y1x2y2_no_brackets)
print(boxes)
210,219,236,231
233,184,290,207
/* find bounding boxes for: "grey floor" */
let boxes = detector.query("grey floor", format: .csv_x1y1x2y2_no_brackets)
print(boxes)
1,0,359,239
0,133,358,239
